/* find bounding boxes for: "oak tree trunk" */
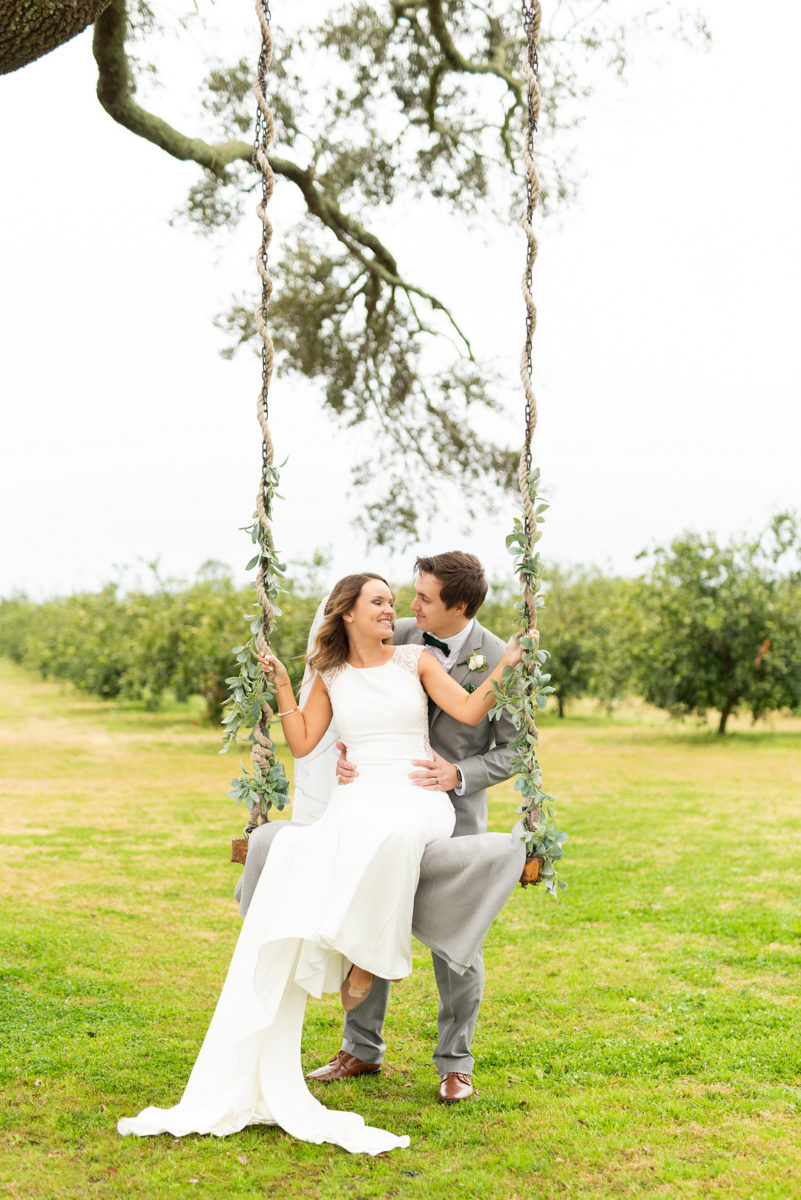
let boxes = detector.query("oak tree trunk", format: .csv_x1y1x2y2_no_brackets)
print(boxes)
0,0,111,75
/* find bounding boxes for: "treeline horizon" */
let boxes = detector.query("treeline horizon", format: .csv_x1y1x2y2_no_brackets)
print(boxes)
1,516,799,736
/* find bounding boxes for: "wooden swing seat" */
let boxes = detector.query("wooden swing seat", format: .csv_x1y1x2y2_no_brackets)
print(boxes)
232,834,540,884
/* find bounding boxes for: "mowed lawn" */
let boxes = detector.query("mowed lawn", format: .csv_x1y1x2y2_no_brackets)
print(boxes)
1,657,800,1200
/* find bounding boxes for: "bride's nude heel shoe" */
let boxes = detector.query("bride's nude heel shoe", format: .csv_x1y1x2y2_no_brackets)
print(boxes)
341,967,374,1012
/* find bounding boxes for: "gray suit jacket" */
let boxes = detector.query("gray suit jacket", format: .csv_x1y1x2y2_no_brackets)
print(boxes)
392,617,517,836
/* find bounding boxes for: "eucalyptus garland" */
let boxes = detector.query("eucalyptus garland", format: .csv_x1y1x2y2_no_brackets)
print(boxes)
220,488,291,824
490,468,568,897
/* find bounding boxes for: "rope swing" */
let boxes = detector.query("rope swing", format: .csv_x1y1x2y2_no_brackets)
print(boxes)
228,0,286,863
518,1,542,583
516,1,544,885
231,0,565,893
497,0,567,893
248,0,279,829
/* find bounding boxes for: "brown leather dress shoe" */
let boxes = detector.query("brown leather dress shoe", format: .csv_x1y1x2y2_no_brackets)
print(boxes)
305,1051,382,1082
438,1072,475,1103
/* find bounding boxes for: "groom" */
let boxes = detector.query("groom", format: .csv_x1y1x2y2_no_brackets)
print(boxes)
306,551,516,1103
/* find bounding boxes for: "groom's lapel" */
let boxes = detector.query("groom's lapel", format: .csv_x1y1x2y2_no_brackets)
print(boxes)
448,658,474,689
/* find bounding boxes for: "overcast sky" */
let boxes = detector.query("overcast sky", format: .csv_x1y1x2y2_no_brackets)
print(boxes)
1,1,798,599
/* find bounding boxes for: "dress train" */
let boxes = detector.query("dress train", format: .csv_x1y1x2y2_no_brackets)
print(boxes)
118,646,452,1153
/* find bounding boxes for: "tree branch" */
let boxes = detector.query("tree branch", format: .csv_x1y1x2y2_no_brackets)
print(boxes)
426,0,523,100
92,0,473,358
93,0,250,176
82,0,707,546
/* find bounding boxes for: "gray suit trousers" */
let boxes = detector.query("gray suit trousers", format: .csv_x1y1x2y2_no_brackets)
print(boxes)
235,819,524,1072
341,952,483,1074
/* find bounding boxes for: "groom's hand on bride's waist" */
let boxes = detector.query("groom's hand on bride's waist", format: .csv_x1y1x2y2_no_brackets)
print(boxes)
335,741,358,785
335,742,459,793
409,751,458,793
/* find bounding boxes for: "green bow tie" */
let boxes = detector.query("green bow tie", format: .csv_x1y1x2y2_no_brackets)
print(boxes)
423,633,450,655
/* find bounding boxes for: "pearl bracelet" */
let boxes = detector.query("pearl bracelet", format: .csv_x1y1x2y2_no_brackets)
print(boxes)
276,707,299,718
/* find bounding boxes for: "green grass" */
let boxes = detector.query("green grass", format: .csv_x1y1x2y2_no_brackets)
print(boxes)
1,658,800,1199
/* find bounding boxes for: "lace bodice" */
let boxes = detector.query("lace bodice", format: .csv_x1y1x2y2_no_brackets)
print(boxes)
321,645,431,780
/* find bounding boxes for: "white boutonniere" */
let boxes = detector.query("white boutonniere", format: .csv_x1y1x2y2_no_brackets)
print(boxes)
458,648,488,673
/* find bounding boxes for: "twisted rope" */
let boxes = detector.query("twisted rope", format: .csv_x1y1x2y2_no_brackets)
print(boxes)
519,0,541,596
519,0,543,843
247,0,278,832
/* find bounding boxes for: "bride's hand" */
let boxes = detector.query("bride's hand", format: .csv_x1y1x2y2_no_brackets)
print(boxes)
505,628,539,666
258,649,290,686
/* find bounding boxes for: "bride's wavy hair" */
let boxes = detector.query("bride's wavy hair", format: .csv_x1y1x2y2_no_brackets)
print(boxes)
307,573,393,675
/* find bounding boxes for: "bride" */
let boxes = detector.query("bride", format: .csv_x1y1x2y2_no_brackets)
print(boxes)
118,572,526,1155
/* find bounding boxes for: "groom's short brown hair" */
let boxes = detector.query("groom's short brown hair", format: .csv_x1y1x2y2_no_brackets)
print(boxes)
414,551,488,619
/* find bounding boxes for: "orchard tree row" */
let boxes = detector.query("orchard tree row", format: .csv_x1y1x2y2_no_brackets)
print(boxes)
1,517,798,735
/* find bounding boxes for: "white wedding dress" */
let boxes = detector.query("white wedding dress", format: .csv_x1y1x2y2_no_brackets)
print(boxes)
118,644,454,1154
